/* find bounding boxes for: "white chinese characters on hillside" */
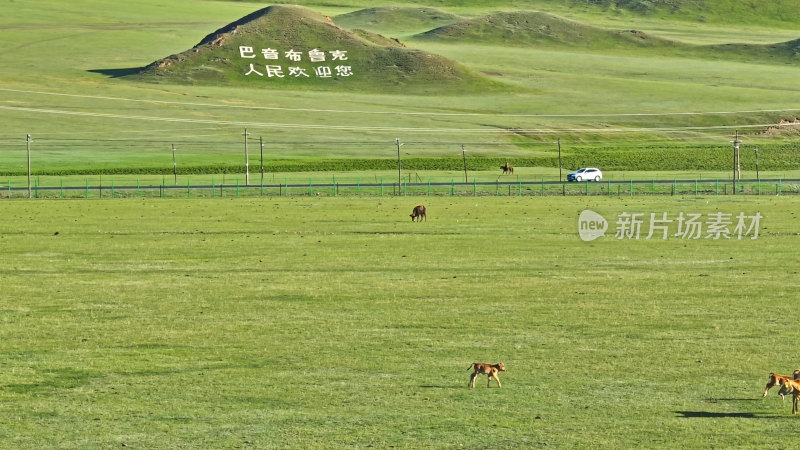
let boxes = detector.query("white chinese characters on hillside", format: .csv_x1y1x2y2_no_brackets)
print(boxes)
239,46,353,79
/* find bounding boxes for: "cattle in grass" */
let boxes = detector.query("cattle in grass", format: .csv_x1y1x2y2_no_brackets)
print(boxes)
468,362,507,388
767,370,800,399
779,378,800,414
410,205,426,222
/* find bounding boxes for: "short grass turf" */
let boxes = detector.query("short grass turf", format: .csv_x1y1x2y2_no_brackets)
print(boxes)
1,196,800,448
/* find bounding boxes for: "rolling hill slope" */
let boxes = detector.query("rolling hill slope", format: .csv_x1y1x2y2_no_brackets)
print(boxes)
703,38,800,63
570,0,800,28
259,0,800,30
408,9,800,64
334,6,463,35
414,11,684,50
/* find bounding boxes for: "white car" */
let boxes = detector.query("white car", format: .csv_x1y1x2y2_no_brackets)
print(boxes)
567,168,602,182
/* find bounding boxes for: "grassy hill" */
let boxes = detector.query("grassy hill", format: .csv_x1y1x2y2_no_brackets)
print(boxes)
132,5,508,94
702,38,800,63
414,11,684,50
335,6,463,35
410,10,800,63
569,0,800,28
247,0,800,29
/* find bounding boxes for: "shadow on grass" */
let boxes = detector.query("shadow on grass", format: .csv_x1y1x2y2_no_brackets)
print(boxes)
88,68,142,78
677,398,788,419
420,385,463,389
676,411,761,419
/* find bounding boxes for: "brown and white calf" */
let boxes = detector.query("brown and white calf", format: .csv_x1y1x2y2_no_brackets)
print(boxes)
468,362,506,388
764,370,800,399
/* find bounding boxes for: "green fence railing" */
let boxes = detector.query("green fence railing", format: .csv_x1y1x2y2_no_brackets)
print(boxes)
3,178,798,199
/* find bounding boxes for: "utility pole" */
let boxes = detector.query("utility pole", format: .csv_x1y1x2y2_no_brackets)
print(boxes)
26,134,32,198
260,136,264,185
172,144,177,185
754,147,760,181
736,131,742,183
461,144,468,183
395,138,403,194
557,137,563,182
243,128,250,185
731,130,741,194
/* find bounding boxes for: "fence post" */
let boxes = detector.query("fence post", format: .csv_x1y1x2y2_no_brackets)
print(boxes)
715,179,719,195
695,179,698,196
211,177,215,197
518,179,522,196
111,179,115,198
380,177,384,196
34,179,38,198
629,179,633,196
60,179,64,199
7,180,10,199
651,179,655,195
236,178,240,197
357,178,360,196
541,179,545,196
474,178,477,196
779,179,782,195
757,179,761,195
309,178,313,196
450,178,454,196
585,181,589,196
86,178,89,199
187,177,191,197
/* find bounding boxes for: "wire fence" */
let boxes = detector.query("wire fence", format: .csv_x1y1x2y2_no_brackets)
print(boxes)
5,177,800,199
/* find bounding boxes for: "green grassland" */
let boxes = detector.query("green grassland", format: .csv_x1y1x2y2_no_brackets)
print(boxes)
2,196,800,448
1,0,800,176
4,3,800,447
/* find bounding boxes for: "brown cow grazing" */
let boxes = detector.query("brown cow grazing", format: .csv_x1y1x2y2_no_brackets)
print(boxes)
778,378,800,414
468,362,506,388
764,370,800,399
410,205,426,222
501,162,513,174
